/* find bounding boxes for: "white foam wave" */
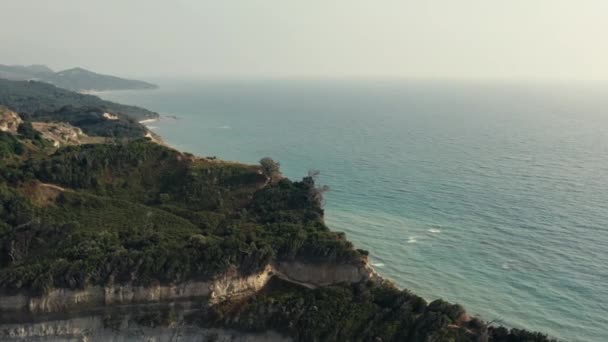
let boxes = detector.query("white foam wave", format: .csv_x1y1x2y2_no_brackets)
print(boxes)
407,237,417,243
370,262,385,267
428,228,441,234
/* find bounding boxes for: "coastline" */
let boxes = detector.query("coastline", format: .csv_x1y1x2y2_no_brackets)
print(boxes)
0,90,561,341
137,112,561,341
95,87,568,340
79,86,159,96
139,117,160,124
136,115,459,318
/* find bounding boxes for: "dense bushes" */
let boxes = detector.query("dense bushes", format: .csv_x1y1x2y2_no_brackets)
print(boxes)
16,121,42,141
23,140,264,209
0,131,24,159
208,278,556,342
21,140,188,203
209,279,470,342
0,189,252,292
0,139,363,293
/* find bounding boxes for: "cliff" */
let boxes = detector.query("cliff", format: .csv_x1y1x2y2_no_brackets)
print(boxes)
0,261,374,341
0,261,375,315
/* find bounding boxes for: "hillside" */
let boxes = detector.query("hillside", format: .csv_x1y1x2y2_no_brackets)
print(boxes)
0,64,157,92
0,78,158,121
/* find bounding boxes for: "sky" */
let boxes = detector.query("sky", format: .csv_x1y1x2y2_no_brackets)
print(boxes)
1,0,608,81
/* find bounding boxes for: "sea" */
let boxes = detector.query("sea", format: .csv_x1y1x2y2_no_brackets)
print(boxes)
101,79,608,342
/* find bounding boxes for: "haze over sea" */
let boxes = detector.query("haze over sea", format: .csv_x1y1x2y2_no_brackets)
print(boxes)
102,79,608,342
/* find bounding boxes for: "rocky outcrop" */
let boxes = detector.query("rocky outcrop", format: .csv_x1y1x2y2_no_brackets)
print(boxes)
31,122,85,147
0,106,22,133
0,261,375,315
209,264,274,303
0,260,375,340
102,112,119,120
273,260,380,288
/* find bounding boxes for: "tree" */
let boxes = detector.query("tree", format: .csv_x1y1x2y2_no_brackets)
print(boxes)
17,121,41,141
306,169,330,207
259,157,281,181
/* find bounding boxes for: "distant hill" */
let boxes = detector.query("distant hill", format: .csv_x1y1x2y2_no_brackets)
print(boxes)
0,64,157,92
0,64,53,80
43,67,158,92
0,78,158,121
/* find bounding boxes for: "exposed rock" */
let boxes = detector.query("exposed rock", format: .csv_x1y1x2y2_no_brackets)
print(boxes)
31,122,85,146
0,258,381,340
0,106,23,133
273,261,380,288
209,265,274,303
102,112,119,120
0,261,376,314
144,130,166,146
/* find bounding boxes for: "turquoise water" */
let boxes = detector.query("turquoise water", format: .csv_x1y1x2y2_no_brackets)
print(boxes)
102,80,608,342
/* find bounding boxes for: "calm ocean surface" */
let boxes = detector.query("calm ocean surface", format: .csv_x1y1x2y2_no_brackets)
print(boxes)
102,79,608,342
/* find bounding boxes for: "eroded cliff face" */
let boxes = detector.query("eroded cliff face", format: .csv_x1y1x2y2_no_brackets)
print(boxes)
209,264,275,303
273,260,381,288
0,106,22,133
31,122,86,147
0,260,374,340
0,261,375,315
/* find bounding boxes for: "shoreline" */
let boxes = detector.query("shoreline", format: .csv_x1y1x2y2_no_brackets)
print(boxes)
79,86,159,96
139,117,160,124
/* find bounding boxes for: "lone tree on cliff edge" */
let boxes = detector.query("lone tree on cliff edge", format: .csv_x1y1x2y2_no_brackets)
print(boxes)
259,157,281,182
305,169,330,207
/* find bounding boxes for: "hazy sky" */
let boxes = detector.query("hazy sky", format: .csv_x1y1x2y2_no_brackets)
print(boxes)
2,0,607,81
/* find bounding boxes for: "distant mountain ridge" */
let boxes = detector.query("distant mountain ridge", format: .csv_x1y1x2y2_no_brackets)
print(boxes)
0,64,157,92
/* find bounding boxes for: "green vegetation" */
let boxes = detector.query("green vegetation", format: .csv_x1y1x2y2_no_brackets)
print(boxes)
0,64,53,81
0,132,25,159
23,105,147,139
0,78,150,138
0,139,361,294
16,121,41,141
259,157,281,181
0,78,158,121
207,278,555,342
